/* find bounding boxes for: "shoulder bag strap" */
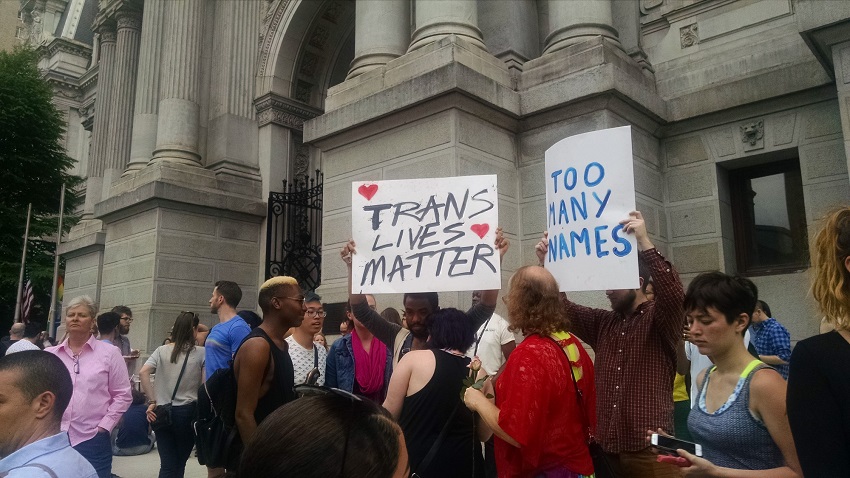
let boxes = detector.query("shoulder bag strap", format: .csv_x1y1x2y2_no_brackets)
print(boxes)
472,315,494,357
171,347,192,403
314,344,319,368
545,336,593,444
416,401,461,474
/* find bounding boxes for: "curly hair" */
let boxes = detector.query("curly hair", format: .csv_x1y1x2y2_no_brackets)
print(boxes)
506,266,569,336
812,207,850,329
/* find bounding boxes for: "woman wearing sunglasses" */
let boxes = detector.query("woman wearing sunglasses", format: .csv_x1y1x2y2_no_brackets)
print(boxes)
139,312,206,477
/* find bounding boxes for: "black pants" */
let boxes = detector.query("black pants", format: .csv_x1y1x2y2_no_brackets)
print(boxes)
155,403,197,478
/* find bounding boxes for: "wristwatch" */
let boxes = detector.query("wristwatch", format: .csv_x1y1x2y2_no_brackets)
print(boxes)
147,400,157,405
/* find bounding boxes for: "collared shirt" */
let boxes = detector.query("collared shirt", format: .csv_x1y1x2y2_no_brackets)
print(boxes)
113,334,131,356
45,335,133,446
564,248,685,453
4,339,40,355
0,432,97,477
751,317,791,379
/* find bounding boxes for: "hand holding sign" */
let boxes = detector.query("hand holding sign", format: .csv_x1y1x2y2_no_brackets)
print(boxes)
536,211,652,265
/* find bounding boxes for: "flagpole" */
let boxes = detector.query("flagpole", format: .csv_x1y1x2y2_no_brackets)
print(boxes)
48,184,66,336
14,203,33,324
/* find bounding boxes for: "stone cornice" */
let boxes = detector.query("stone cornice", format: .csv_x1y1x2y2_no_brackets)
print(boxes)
93,0,142,32
42,36,93,60
254,93,322,130
258,0,293,78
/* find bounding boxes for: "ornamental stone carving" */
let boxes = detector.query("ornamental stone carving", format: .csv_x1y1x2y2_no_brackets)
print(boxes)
680,23,698,48
117,13,143,31
740,120,765,151
100,29,117,43
255,93,321,130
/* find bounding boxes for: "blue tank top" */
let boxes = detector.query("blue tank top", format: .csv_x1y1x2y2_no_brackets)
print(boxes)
688,360,784,470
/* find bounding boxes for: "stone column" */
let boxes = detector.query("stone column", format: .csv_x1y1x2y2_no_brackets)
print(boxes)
151,0,204,166
105,11,141,180
543,0,620,55
346,0,410,79
89,25,116,179
125,0,165,174
408,0,486,52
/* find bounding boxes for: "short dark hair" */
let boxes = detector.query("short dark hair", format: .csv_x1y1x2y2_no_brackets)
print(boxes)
111,305,132,317
97,312,122,335
427,308,475,351
214,281,243,308
403,292,439,311
237,310,263,329
240,393,401,477
757,300,772,318
684,272,758,327
304,291,322,304
0,351,73,421
23,321,43,339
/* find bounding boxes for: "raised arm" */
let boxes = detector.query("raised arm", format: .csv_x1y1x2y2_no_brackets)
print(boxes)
476,227,510,312
341,240,404,349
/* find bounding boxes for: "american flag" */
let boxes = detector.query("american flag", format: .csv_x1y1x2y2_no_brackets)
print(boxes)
21,279,33,323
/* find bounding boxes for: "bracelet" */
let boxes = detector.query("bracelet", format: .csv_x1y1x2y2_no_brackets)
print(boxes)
147,400,156,405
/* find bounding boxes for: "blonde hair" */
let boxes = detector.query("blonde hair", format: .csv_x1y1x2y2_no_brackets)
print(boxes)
811,207,850,329
64,295,97,319
258,276,299,312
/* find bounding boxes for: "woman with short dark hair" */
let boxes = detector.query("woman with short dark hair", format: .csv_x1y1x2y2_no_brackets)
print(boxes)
240,391,408,477
383,308,483,478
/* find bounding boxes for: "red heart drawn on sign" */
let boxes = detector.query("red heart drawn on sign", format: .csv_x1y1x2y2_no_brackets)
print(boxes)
470,224,489,239
358,184,378,201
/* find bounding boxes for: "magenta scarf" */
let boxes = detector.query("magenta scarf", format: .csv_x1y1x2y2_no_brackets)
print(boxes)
351,327,387,401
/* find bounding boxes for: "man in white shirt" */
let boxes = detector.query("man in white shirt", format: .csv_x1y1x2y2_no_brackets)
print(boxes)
286,291,329,385
4,322,43,355
465,291,515,378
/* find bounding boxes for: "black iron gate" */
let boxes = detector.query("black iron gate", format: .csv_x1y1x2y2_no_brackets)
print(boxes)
266,170,323,291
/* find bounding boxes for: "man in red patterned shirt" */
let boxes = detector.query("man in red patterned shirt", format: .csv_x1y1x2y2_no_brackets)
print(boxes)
536,211,684,477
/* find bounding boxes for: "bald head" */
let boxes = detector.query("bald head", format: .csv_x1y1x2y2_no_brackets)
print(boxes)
9,323,24,340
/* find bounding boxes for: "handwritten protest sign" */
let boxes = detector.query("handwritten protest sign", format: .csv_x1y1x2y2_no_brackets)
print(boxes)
351,175,500,294
544,126,638,292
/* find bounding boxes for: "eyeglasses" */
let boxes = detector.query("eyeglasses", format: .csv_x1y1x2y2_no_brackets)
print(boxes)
120,316,133,322
275,296,305,305
293,385,362,478
72,354,80,374
305,310,327,318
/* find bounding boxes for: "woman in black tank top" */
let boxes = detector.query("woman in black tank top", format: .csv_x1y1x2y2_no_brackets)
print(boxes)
383,308,484,478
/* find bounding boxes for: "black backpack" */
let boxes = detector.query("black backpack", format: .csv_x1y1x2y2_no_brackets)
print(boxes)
194,363,240,468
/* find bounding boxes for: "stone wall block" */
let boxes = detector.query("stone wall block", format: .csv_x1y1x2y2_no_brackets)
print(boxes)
521,199,546,238
498,201,519,237
665,135,709,167
750,271,820,339
106,209,158,241
772,113,797,146
383,152,455,179
218,219,260,243
160,210,217,235
457,115,515,162
804,104,842,140
103,242,129,265
666,165,717,203
156,258,214,281
79,268,101,287
458,154,517,199
804,179,850,223
324,170,383,213
101,258,155,286
129,234,157,257
520,113,606,165
671,241,722,273
799,140,848,182
154,283,211,305
214,263,258,288
670,204,717,238
323,213,353,250
324,115,452,177
635,200,660,237
633,161,664,202
706,128,736,158
632,128,660,166
520,163,546,199
158,233,257,264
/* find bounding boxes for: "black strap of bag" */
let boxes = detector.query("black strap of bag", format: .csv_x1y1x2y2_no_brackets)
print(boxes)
170,347,192,403
416,401,460,475
313,345,319,368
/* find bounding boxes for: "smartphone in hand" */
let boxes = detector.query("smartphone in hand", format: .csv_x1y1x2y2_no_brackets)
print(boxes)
651,433,703,457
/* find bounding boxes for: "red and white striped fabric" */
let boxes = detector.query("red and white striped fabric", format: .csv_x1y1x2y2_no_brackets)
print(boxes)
21,279,33,323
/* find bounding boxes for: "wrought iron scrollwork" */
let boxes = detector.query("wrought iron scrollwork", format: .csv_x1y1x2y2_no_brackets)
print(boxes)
266,170,323,291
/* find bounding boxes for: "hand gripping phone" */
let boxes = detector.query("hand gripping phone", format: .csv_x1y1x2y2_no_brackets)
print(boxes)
651,433,703,457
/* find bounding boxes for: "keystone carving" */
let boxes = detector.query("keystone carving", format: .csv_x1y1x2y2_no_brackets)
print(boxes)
680,23,698,48
740,120,765,150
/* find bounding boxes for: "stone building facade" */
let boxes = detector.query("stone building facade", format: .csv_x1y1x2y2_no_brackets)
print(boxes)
29,0,850,354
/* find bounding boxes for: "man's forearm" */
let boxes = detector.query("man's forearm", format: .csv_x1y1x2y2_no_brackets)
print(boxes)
759,354,788,365
351,301,400,349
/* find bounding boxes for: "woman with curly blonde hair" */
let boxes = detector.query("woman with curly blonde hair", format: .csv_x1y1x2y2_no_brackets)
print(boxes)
787,207,850,476
464,266,596,478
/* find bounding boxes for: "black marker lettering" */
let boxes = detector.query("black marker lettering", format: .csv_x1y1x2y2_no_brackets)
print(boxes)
469,189,494,219
363,203,393,231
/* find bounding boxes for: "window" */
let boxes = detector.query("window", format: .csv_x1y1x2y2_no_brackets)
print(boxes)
15,26,26,40
729,159,809,275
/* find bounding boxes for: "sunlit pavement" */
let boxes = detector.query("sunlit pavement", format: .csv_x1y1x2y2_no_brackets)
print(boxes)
112,449,207,478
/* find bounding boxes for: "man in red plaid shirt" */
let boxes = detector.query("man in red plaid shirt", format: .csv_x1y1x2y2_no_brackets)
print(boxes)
536,211,684,477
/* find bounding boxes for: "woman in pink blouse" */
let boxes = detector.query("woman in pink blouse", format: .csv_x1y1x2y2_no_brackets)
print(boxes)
46,296,132,478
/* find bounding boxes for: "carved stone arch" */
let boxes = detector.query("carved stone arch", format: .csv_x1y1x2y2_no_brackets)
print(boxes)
257,0,354,110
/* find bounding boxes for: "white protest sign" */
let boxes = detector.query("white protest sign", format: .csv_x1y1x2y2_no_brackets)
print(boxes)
351,175,500,294
544,126,638,292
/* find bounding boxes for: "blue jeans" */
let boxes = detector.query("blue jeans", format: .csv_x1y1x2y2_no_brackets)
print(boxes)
73,430,112,478
155,403,197,478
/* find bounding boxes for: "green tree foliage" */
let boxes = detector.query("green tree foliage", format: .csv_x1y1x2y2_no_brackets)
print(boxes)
0,47,82,327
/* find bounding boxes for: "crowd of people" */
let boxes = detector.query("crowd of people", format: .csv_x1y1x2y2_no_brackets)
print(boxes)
1,207,849,478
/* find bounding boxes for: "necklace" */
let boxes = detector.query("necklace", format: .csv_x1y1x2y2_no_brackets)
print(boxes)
440,348,464,357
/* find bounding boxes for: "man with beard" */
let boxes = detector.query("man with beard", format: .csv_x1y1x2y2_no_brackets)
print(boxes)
340,228,510,367
205,281,250,380
535,211,685,478
285,291,328,385
111,306,139,375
